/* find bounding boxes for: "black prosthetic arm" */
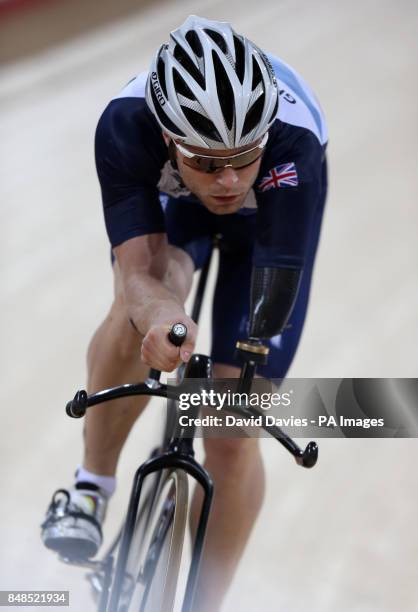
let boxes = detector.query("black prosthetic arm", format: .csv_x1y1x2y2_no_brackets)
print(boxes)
248,267,302,339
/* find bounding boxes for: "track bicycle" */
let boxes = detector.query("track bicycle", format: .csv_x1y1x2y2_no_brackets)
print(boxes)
61,241,319,612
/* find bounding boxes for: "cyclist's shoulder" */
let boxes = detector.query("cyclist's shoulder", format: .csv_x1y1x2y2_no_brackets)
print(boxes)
266,119,325,163
253,121,325,197
96,71,160,143
266,52,328,147
113,70,149,101
260,120,325,188
95,71,166,173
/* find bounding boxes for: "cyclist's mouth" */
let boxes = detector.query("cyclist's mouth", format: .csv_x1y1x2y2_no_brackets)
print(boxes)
211,194,242,203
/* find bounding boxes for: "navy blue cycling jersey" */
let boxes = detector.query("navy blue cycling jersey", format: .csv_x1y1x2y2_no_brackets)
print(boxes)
95,54,328,271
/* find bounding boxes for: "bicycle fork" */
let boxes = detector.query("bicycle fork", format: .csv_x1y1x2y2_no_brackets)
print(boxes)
108,452,213,612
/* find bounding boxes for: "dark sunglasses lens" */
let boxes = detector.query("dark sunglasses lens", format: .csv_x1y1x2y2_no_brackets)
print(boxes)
185,148,262,173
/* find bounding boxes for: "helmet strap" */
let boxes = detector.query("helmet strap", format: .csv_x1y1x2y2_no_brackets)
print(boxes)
168,139,179,171
167,139,187,189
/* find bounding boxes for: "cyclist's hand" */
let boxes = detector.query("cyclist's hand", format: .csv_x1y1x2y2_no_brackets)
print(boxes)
141,316,197,372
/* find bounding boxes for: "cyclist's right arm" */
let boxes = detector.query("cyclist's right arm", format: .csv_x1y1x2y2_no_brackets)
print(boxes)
113,234,197,371
95,99,196,371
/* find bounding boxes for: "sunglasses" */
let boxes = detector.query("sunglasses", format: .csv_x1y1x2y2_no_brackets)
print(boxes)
172,132,269,174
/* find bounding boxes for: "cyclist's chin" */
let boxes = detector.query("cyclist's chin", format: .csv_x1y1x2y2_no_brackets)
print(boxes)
203,194,245,214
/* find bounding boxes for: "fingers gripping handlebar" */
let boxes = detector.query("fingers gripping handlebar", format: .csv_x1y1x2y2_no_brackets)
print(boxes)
148,322,188,382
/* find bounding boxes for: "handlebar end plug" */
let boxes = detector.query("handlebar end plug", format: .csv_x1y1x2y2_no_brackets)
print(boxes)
301,441,318,468
295,441,318,468
66,390,88,418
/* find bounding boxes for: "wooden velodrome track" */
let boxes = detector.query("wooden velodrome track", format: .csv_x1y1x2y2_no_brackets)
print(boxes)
1,0,417,610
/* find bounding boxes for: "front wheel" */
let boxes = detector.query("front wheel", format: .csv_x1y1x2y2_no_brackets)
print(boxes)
120,469,189,612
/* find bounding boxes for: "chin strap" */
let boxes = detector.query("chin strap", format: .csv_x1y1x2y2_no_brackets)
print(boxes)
248,267,302,339
168,139,179,170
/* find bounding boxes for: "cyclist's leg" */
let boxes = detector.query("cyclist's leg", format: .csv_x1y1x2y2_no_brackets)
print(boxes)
190,364,265,612
42,239,195,558
83,246,194,477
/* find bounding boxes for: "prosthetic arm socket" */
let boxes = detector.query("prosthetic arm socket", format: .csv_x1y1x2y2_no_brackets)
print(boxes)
249,267,302,339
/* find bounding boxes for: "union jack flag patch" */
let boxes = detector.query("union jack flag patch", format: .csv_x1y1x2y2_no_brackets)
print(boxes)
258,162,299,192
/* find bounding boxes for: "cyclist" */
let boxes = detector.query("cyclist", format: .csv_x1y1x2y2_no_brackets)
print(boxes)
41,15,328,612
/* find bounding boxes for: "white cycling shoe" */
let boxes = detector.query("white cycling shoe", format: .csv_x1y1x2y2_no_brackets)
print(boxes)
41,482,108,560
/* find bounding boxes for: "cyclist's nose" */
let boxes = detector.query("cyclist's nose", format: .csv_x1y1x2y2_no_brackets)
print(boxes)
215,167,239,189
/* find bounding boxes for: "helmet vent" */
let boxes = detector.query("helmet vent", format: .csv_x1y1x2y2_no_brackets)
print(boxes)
157,57,168,98
252,56,263,89
242,94,265,137
173,44,205,89
173,68,194,99
204,28,227,53
185,30,204,58
233,35,245,84
180,106,222,142
212,51,234,131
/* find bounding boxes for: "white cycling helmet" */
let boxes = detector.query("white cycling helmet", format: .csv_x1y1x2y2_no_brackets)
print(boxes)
146,15,279,149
